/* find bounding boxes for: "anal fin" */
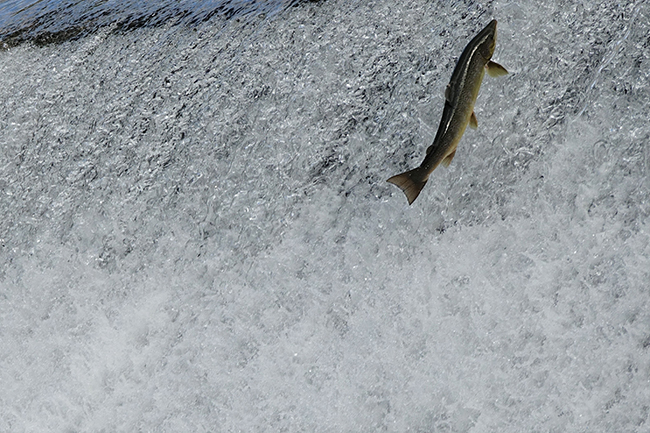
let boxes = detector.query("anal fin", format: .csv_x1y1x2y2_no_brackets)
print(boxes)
441,150,456,168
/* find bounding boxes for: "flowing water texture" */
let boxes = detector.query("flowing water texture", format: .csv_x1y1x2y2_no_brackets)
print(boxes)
1,0,649,431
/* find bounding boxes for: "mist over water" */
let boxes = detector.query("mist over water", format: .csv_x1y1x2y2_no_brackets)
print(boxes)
1,0,649,431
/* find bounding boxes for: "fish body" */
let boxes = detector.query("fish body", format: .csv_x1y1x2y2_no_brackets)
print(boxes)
387,19,508,205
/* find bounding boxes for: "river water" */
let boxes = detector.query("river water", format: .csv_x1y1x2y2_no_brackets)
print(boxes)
1,0,649,431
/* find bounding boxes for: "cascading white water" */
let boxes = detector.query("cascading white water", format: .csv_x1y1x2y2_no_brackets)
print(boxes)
1,0,649,431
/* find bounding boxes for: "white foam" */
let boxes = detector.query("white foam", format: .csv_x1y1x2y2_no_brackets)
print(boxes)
1,0,649,431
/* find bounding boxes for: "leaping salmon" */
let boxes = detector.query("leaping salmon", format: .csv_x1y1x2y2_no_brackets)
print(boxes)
387,19,508,205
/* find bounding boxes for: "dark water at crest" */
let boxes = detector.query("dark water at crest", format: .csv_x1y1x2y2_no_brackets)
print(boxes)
0,0,305,47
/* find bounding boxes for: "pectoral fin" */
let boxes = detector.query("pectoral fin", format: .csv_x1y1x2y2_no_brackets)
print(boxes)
469,112,478,129
441,150,456,168
486,60,508,77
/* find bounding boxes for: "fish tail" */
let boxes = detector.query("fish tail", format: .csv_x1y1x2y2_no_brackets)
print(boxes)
386,167,428,205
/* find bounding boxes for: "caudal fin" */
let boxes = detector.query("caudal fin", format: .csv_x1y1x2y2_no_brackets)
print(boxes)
387,167,428,205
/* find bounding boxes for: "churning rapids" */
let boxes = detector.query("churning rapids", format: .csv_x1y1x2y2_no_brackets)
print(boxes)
1,0,649,431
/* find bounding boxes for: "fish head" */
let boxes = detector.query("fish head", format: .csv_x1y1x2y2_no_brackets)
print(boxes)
475,19,498,60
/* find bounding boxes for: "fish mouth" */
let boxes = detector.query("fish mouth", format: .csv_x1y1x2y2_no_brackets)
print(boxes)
482,20,497,35
484,20,497,38
475,20,497,40
477,20,498,57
